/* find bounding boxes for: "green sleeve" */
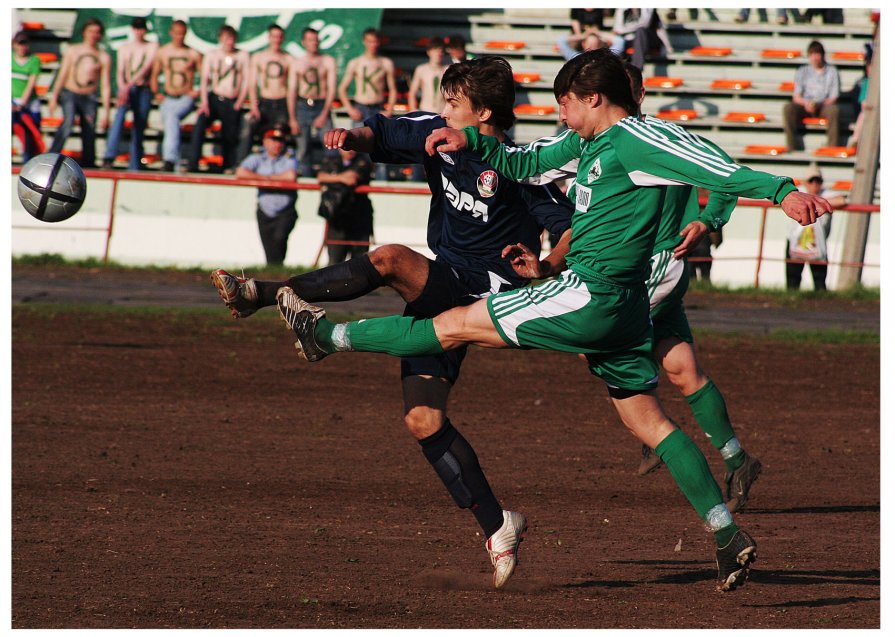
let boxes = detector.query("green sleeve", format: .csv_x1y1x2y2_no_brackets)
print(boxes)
614,120,797,204
26,56,42,76
464,126,581,184
698,192,738,230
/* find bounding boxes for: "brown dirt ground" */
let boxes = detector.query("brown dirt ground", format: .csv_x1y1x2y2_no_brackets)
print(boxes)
11,282,880,628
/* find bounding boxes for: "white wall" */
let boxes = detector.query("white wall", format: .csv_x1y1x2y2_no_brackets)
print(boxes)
11,176,880,288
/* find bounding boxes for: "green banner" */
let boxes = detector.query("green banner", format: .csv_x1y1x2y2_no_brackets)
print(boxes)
72,9,383,92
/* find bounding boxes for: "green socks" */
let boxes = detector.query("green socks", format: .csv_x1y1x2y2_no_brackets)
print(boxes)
314,315,445,357
686,379,745,472
655,428,737,546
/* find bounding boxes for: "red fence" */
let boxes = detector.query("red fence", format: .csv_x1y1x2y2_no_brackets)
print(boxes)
11,168,880,286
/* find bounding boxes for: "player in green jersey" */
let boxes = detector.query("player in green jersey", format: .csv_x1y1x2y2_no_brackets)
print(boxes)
275,49,832,590
623,64,762,510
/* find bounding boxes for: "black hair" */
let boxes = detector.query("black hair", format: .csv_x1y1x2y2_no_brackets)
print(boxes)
807,40,825,56
218,24,237,39
553,48,639,116
441,55,516,130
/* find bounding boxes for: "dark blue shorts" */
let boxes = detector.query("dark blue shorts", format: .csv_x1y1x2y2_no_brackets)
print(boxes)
400,259,512,383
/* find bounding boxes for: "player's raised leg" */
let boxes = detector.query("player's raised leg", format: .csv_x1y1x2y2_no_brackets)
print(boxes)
610,391,757,591
211,244,431,319
654,336,762,513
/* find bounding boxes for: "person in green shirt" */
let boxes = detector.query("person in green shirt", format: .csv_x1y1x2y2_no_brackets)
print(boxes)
273,49,832,591
12,31,44,161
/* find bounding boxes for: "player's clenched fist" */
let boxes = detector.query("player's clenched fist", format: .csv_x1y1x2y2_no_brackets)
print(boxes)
425,127,467,156
781,191,833,226
324,128,352,150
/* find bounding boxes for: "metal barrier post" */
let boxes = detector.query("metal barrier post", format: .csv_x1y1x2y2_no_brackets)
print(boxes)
754,204,769,288
102,175,119,264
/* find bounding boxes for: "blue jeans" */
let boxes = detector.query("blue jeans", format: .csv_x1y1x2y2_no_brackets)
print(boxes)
49,89,98,167
104,85,153,169
159,94,195,165
296,99,334,177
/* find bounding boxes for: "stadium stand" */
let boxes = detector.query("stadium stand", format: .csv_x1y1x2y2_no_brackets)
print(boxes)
14,7,878,198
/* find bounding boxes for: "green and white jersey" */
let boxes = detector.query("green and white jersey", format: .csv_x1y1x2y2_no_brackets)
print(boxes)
465,115,796,285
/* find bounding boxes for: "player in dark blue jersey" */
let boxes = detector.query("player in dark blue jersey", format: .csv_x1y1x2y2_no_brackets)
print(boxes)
211,56,573,588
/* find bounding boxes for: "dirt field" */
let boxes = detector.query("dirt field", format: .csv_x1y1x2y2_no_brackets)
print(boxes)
11,271,880,628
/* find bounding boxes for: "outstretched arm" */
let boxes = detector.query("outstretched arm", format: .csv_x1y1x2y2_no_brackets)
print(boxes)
323,126,375,154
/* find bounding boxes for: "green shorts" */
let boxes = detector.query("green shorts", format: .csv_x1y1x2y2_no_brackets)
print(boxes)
647,250,693,344
486,269,659,391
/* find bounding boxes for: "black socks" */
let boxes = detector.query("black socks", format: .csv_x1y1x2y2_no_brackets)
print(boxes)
256,253,386,307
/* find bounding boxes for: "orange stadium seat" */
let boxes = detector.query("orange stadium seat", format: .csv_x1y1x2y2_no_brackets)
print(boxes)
115,153,130,163
711,79,752,90
802,117,828,126
778,81,795,92
485,41,526,51
644,76,683,88
657,109,698,121
414,37,432,48
392,103,409,113
36,52,58,64
141,154,160,165
815,146,856,158
831,180,853,190
724,112,766,123
690,46,732,57
43,116,64,128
35,85,49,96
745,145,787,156
762,49,801,59
208,122,222,133
61,149,82,160
513,72,541,84
331,99,343,108
22,21,45,30
832,51,864,61
199,155,224,166
514,104,555,115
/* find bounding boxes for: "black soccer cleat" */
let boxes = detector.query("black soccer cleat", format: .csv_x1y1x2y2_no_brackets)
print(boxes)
724,452,763,513
275,287,329,362
716,529,757,591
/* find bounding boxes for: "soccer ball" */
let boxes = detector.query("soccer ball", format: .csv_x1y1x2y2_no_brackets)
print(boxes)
17,153,87,222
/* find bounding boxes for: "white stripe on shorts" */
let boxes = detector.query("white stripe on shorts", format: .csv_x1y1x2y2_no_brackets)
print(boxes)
494,272,590,346
648,250,685,311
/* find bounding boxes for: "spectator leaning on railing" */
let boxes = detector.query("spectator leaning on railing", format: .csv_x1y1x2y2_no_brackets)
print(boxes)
782,40,840,151
316,147,375,264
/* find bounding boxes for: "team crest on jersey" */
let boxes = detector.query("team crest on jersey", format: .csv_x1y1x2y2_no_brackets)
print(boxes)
477,170,498,197
587,158,602,183
438,151,455,165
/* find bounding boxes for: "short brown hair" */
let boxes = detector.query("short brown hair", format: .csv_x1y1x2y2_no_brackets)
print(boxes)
807,40,825,56
441,55,516,130
218,24,237,39
553,48,638,117
82,17,105,36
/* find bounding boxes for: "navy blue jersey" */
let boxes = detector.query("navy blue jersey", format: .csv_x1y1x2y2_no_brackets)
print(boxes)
366,112,573,291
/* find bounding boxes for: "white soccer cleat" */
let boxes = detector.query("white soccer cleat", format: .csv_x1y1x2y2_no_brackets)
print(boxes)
210,269,260,319
485,510,528,589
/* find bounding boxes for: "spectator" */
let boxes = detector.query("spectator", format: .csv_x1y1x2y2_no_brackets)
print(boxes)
338,28,396,180
317,147,375,264
11,31,45,162
666,8,719,22
101,16,158,170
187,24,249,173
236,124,299,266
446,35,472,64
288,27,338,177
609,9,671,70
237,23,293,164
734,8,801,25
558,31,609,61
571,8,608,33
785,168,846,291
802,8,844,24
47,17,112,168
408,38,448,113
150,19,202,172
847,55,872,149
783,40,840,151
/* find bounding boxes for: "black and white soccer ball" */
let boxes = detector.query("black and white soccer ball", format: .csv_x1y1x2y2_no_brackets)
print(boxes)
17,153,87,222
